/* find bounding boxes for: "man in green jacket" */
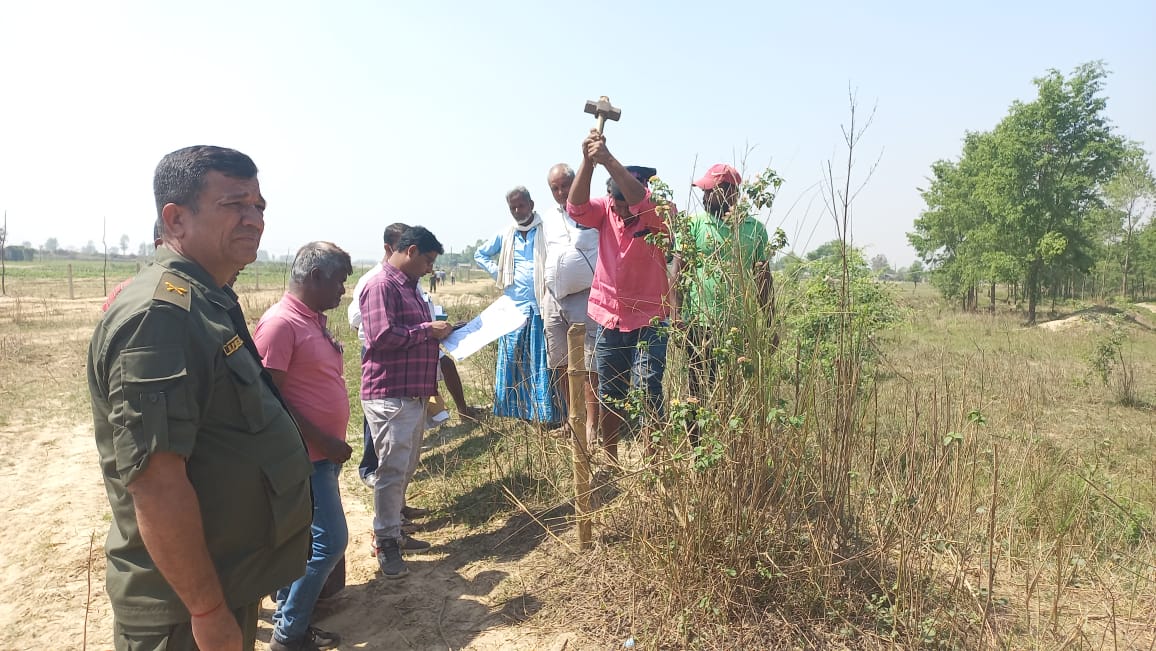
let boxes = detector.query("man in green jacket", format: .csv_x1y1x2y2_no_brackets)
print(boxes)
88,145,313,651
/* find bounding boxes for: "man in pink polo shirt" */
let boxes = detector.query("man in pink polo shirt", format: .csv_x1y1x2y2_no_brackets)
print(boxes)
254,241,353,651
567,129,676,465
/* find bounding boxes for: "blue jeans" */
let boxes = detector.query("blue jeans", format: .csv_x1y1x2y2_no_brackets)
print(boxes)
358,345,380,483
273,460,348,642
595,325,668,423
358,415,377,483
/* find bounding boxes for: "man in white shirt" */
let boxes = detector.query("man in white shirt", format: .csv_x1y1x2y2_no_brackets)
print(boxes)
540,163,600,446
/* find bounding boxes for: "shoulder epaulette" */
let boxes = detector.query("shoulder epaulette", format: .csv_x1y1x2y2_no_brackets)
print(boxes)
153,271,192,311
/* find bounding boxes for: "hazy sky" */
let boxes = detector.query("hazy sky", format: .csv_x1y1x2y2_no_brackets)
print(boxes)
1,0,1152,266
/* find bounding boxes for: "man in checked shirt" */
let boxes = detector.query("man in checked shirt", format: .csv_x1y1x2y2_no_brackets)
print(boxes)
358,226,453,579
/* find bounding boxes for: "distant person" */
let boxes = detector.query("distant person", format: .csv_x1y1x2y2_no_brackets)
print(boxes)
360,226,452,579
428,272,438,293
254,241,354,651
541,163,600,446
450,271,456,285
88,146,312,650
567,130,675,464
474,187,560,424
672,164,774,445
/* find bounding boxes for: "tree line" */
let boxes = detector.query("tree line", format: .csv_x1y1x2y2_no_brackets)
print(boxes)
908,61,1155,322
1,234,154,261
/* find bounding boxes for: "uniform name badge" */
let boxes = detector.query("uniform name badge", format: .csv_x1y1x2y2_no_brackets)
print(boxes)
223,335,244,356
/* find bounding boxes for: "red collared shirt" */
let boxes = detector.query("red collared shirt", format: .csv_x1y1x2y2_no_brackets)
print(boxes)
253,292,350,462
567,190,675,331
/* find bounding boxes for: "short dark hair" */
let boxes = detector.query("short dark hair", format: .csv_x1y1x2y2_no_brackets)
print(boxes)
153,146,258,218
384,222,410,247
396,226,444,255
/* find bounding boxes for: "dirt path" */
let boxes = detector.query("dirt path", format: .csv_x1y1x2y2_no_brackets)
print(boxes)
278,474,581,650
0,417,114,648
0,281,589,650
0,416,579,649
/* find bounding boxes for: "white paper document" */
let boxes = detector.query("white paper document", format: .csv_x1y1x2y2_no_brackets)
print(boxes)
440,295,527,361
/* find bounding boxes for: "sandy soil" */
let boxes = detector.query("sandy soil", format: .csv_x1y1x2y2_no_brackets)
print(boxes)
0,278,590,650
1035,314,1085,331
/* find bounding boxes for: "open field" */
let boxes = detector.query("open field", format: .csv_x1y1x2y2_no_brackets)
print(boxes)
0,261,1154,649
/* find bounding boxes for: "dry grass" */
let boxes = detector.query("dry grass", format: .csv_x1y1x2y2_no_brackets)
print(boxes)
514,285,1156,650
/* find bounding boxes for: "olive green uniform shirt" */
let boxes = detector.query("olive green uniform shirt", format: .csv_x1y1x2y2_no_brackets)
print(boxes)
88,248,313,627
677,212,770,325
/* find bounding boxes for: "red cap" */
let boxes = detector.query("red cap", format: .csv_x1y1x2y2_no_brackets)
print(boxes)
693,163,741,190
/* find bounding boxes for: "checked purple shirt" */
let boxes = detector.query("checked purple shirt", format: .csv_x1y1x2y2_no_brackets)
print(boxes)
359,262,439,399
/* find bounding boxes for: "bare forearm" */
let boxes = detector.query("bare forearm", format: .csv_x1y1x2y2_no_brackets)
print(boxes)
569,158,595,206
603,158,646,205
266,369,350,462
287,405,330,449
440,356,469,409
670,256,684,315
757,265,773,313
129,452,224,615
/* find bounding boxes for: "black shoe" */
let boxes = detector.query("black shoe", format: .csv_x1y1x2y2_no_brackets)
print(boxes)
269,638,317,651
269,625,341,651
400,534,431,552
400,505,432,519
376,537,409,579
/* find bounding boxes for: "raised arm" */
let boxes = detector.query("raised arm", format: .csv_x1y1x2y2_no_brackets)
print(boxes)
588,132,646,206
473,232,502,278
568,131,598,207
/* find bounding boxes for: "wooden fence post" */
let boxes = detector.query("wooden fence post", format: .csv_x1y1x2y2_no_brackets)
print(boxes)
567,323,593,550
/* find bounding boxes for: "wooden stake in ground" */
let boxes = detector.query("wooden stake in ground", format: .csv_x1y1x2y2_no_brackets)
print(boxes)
102,216,108,296
567,323,593,549
1,210,7,295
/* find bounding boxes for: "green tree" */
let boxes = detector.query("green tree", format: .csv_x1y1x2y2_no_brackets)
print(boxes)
869,253,891,276
910,62,1127,322
806,239,843,262
908,260,924,287
909,147,1000,310
781,245,900,369
1101,145,1156,298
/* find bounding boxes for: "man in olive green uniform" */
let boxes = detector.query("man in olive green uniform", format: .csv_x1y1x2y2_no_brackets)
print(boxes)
88,145,313,651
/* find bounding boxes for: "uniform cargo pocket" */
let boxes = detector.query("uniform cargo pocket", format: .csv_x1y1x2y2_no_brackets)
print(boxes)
261,451,313,548
117,347,190,476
